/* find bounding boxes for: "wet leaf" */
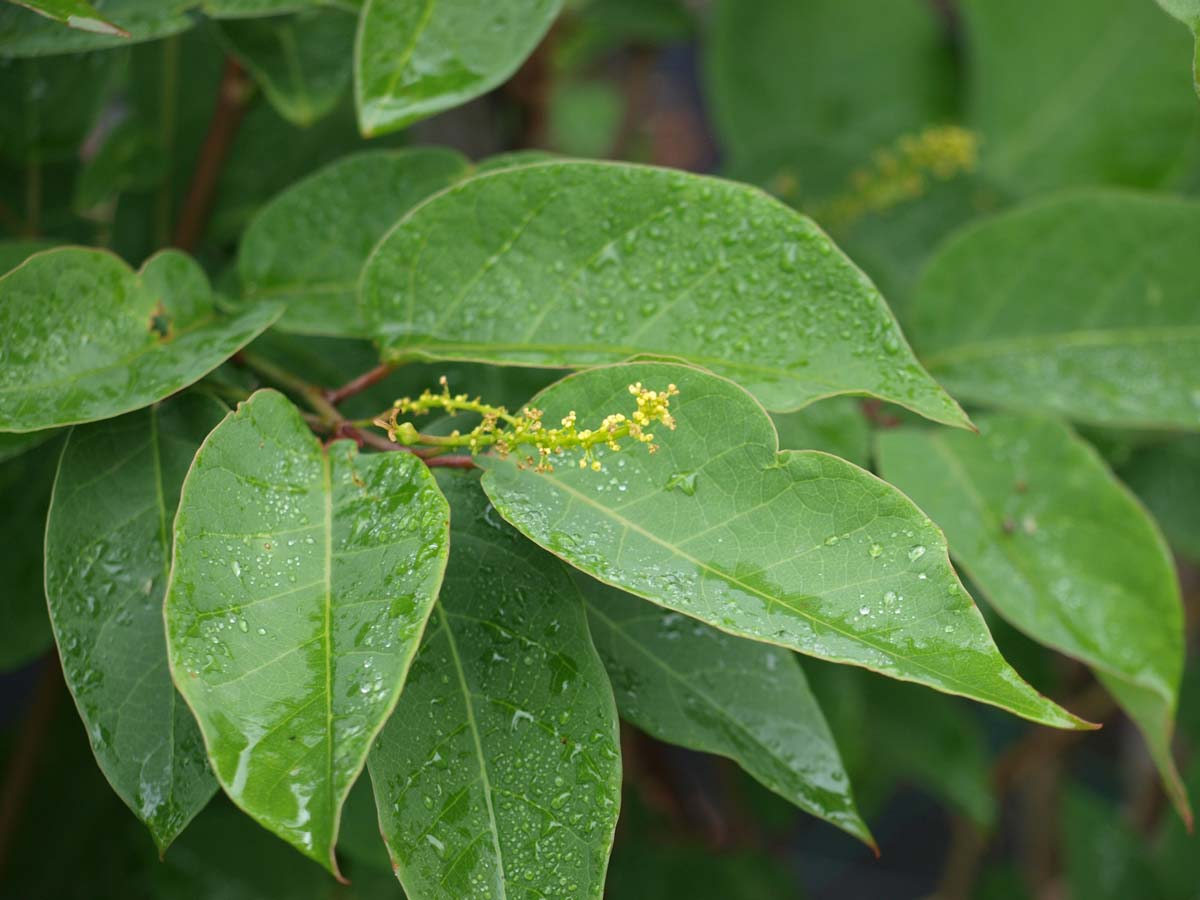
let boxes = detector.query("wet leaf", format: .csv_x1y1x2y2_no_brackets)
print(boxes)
877,413,1190,823
910,190,1200,430
1155,0,1200,96
964,0,1198,193
355,0,562,136
237,148,470,336
216,7,357,127
164,389,450,874
0,436,60,672
0,0,194,55
770,397,869,467
361,161,969,428
0,248,281,433
579,577,871,846
368,471,621,900
479,362,1084,729
45,393,224,850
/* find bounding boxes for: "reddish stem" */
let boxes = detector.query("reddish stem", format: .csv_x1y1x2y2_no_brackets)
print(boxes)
325,363,398,406
424,455,477,470
172,58,251,251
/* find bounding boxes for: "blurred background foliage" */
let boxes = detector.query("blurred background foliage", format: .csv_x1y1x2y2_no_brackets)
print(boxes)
2,0,1199,897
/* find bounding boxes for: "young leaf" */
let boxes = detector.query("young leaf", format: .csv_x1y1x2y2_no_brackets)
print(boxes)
45,394,225,851
876,414,1190,823
0,0,194,55
6,0,128,36
164,389,450,875
1155,0,1200,96
215,7,357,127
478,362,1085,730
964,0,1198,193
355,0,562,136
237,148,470,336
0,248,281,433
369,471,621,900
910,190,1200,430
0,437,59,672
579,577,872,847
360,161,969,428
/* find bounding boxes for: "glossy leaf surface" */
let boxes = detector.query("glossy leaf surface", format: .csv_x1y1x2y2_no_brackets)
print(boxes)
0,0,193,55
0,437,59,671
217,7,357,127
355,0,562,136
238,148,469,336
6,0,126,35
361,161,968,427
877,414,1189,822
0,248,281,433
580,577,870,845
164,389,450,874
480,362,1082,729
369,472,621,900
45,394,224,850
910,191,1200,429
964,0,1198,193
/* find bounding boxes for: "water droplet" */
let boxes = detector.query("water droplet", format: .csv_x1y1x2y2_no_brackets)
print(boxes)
869,543,883,558
908,545,926,561
665,471,698,496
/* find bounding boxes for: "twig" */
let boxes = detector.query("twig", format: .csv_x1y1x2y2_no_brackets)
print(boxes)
0,659,62,880
172,58,251,251
325,363,398,406
238,352,343,426
423,455,477,470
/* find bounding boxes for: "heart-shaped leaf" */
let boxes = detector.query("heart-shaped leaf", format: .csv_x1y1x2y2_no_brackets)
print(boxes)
0,0,194,55
964,0,1198,193
910,190,1200,430
479,362,1085,729
355,0,562,136
164,389,450,875
368,472,621,900
45,393,225,850
237,148,470,336
876,413,1190,824
215,7,357,127
360,161,969,428
0,248,281,433
580,577,871,847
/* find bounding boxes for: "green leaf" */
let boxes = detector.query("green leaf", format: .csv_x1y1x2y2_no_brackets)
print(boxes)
910,190,1200,430
1156,0,1200,96
0,239,59,273
1120,436,1200,563
360,161,969,428
203,0,326,16
6,0,128,36
579,577,871,846
355,0,562,136
0,0,195,55
1061,786,1153,900
0,50,127,165
164,389,450,875
705,0,954,179
770,397,869,467
368,470,621,899
876,413,1190,823
237,148,470,336
0,437,59,671
479,362,1084,729
45,393,224,851
963,0,1199,193
0,248,281,433
216,7,357,127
